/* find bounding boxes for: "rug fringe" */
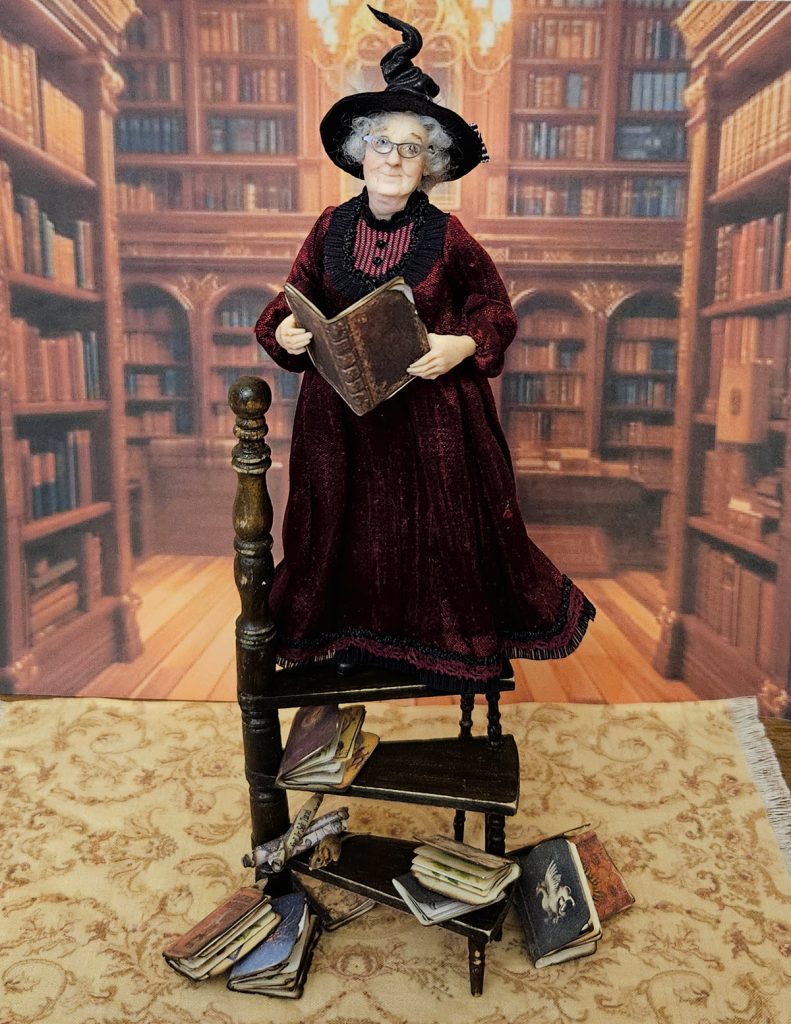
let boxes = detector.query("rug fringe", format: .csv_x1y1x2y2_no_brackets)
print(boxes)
727,696,791,876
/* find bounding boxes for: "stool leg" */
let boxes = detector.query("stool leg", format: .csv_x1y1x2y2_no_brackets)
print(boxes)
468,939,486,996
453,809,466,842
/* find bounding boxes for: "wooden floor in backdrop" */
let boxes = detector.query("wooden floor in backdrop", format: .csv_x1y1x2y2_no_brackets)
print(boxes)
65,554,759,705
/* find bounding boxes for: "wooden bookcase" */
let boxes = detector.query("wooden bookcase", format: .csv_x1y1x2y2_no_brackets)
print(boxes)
0,0,141,693
655,0,791,704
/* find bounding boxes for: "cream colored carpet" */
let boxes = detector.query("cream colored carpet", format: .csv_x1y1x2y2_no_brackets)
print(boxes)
1,696,790,1024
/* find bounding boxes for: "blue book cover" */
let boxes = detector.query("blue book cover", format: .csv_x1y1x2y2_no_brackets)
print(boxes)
228,893,306,982
513,837,599,964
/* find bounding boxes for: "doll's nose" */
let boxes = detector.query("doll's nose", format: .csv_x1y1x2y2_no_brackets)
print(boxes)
385,147,402,164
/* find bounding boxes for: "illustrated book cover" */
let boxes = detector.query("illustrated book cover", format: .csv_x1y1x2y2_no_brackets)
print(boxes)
162,884,280,981
511,836,602,968
284,275,429,416
227,892,320,999
570,830,635,921
277,703,378,791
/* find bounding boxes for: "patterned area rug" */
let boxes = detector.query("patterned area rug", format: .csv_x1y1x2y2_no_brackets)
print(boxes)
1,697,790,1024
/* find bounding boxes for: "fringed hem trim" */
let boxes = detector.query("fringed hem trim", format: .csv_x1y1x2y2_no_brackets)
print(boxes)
726,696,791,878
274,582,597,695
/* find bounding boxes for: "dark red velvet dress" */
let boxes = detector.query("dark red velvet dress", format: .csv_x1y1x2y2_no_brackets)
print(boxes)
255,188,595,693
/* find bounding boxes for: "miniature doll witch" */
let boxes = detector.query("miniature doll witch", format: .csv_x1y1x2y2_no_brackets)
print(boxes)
254,6,595,693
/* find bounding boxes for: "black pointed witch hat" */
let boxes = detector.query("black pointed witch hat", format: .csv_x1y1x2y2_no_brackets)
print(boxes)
319,5,489,181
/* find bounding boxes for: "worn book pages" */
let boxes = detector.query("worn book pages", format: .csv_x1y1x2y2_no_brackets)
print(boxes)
291,873,375,931
284,276,429,416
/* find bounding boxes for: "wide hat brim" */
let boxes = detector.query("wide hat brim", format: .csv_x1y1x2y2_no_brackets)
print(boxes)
320,89,486,182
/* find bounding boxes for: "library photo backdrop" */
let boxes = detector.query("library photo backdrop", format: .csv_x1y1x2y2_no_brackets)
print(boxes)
0,0,790,711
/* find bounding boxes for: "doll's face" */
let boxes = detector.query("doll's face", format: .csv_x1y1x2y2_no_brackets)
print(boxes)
362,112,427,205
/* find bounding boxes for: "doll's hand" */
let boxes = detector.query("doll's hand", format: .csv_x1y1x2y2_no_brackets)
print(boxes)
276,313,312,354
406,333,476,380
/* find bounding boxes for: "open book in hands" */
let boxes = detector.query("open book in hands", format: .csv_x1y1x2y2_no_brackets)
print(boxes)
284,276,429,416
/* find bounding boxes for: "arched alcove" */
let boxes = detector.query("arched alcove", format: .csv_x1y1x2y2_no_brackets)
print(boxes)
504,290,593,462
122,283,193,438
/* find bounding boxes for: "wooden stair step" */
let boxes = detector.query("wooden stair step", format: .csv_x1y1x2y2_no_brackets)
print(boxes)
253,662,515,708
290,834,512,942
253,735,520,815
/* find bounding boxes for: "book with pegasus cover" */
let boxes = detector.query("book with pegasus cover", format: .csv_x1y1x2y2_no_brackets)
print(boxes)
284,275,429,417
511,836,602,968
162,884,280,981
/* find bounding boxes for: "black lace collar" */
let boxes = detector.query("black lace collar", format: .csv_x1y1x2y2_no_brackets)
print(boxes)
324,187,449,304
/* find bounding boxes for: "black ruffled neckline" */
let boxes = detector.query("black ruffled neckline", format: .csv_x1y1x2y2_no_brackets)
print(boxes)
324,188,449,304
359,187,428,231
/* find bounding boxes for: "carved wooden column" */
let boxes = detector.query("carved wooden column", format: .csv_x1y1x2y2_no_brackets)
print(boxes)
82,56,142,660
653,61,718,678
229,376,291,852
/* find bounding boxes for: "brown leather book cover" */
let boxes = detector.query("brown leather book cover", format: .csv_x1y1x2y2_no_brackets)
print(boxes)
570,831,635,921
162,886,269,960
284,276,429,417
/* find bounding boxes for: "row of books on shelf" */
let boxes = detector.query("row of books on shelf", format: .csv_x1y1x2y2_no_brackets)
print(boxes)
625,0,686,8
124,303,181,332
528,0,604,8
124,331,188,364
116,170,183,212
508,339,582,371
125,369,188,398
511,121,595,162
513,71,598,111
200,63,295,105
214,364,299,401
617,449,672,489
0,32,86,173
505,373,583,407
517,313,582,339
692,538,775,672
604,420,674,447
709,311,791,371
608,377,674,408
197,172,295,212
9,321,102,403
713,212,788,302
514,17,602,60
615,316,679,340
24,534,102,643
125,408,192,436
610,339,676,372
119,60,183,103
16,431,94,521
700,449,781,530
615,122,686,161
508,408,586,446
122,7,179,54
625,70,688,113
4,191,95,288
211,343,266,368
217,294,264,327
115,114,186,154
206,115,295,155
717,67,791,190
508,175,685,218
197,9,295,55
623,16,684,61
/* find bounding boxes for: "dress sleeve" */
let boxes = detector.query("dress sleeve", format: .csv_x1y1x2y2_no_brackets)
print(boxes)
254,208,334,373
448,215,517,378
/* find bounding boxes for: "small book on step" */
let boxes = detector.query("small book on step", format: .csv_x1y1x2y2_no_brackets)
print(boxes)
407,834,521,907
276,703,378,791
285,275,429,416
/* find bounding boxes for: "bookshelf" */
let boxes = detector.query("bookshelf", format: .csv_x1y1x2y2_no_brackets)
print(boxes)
0,0,141,693
656,1,791,706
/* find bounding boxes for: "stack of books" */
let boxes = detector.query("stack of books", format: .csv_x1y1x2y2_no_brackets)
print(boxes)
510,829,634,968
276,704,378,792
393,835,521,925
227,893,319,999
162,885,280,981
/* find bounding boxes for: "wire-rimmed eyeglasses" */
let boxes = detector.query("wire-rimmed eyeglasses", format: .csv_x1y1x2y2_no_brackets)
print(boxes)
363,134,434,159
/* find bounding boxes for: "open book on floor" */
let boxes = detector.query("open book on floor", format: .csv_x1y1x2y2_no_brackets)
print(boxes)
162,884,280,981
285,276,429,416
276,703,378,792
291,871,376,931
227,892,320,999
510,835,602,968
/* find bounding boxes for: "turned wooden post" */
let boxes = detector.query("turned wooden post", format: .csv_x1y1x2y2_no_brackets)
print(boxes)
229,376,290,853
